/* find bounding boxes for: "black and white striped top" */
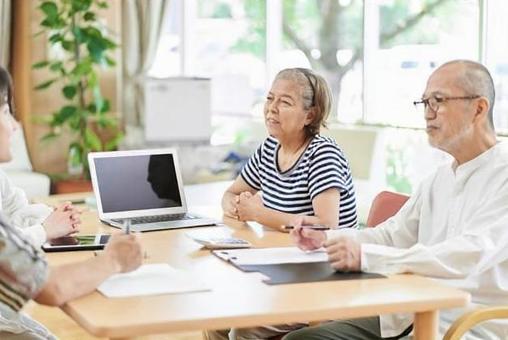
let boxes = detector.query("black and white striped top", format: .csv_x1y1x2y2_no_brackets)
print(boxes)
241,135,358,228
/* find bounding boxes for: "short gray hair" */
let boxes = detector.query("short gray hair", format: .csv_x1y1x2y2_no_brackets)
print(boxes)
274,68,332,136
440,60,495,128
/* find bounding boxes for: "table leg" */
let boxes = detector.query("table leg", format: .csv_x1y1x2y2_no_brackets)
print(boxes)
414,310,438,340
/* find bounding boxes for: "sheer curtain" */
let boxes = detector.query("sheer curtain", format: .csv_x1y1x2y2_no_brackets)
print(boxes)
0,0,11,67
121,0,170,131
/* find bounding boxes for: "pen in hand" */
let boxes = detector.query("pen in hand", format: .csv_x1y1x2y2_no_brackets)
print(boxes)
282,224,330,231
124,219,131,234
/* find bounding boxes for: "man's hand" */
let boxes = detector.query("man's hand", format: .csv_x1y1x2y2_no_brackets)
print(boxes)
290,215,326,251
43,202,82,240
325,236,361,272
236,192,263,221
104,233,143,273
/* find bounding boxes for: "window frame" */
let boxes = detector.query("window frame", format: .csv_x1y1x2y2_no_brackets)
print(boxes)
160,0,508,136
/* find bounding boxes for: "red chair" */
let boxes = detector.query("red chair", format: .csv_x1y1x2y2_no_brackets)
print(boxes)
366,191,410,228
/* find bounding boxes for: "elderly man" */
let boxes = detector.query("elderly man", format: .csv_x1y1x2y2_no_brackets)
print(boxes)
286,60,508,340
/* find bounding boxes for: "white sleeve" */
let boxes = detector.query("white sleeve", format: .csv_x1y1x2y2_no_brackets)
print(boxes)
360,188,508,278
326,184,424,248
0,171,52,246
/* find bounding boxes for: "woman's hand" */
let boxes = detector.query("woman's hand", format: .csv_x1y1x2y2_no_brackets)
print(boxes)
104,233,143,273
236,192,264,222
43,202,82,240
222,194,240,219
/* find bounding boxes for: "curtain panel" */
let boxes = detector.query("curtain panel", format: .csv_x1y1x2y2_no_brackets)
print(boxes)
0,0,11,67
121,0,170,128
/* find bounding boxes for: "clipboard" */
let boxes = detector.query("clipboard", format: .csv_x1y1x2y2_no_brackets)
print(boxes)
213,248,384,285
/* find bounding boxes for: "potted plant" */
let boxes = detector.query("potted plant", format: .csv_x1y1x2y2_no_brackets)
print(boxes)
32,0,122,189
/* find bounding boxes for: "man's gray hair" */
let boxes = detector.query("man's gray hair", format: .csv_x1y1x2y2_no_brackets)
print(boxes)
440,60,495,129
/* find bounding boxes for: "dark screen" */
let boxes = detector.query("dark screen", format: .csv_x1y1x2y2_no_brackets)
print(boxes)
94,154,182,213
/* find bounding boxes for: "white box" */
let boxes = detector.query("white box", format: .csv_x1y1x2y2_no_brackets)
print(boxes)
144,77,211,142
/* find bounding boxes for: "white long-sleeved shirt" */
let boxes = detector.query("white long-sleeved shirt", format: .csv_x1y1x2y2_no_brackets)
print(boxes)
0,170,52,247
328,142,508,339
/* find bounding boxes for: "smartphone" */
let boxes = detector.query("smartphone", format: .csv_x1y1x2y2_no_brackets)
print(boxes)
42,234,111,252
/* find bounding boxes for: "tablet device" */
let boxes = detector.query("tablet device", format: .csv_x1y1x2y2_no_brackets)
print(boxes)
42,235,111,252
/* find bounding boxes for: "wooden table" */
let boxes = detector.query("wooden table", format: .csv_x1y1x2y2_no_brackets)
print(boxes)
38,190,470,340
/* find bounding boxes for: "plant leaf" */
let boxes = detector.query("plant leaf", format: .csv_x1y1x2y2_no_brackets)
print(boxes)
52,105,77,126
41,132,59,142
32,61,50,69
84,128,102,151
49,61,63,72
83,12,95,21
104,132,124,151
34,78,58,90
62,85,77,99
39,1,58,18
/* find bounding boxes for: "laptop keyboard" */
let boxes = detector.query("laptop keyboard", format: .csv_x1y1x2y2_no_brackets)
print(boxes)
112,214,197,225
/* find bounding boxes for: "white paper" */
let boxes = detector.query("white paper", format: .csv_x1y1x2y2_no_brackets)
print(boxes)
213,247,328,265
97,264,210,298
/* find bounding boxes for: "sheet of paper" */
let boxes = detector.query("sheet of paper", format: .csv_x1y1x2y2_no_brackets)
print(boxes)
97,264,210,298
214,247,328,265
185,226,233,242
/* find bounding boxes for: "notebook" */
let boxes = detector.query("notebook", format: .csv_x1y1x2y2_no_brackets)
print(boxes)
88,148,217,232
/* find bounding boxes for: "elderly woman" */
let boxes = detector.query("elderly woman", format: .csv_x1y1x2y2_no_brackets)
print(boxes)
209,68,358,340
0,65,143,339
222,67,357,231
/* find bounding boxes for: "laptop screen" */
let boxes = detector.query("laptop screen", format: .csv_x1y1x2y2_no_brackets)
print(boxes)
92,154,183,213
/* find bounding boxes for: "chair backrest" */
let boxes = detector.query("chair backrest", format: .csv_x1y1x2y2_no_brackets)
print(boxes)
0,126,32,171
366,191,410,228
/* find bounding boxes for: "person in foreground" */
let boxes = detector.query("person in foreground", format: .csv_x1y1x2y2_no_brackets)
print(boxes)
285,59,508,340
0,65,144,339
221,67,357,232
0,67,81,248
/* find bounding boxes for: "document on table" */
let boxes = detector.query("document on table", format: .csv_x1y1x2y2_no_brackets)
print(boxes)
97,263,211,298
213,246,328,265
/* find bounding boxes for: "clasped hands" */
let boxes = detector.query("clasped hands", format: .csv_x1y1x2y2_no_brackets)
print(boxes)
290,216,362,272
43,201,83,240
225,192,263,222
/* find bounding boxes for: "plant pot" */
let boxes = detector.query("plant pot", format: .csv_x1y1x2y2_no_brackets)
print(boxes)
53,179,93,194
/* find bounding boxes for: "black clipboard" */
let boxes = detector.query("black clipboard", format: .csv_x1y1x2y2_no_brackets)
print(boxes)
213,248,384,285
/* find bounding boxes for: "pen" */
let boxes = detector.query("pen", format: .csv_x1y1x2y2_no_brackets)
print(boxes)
282,224,330,231
124,219,131,234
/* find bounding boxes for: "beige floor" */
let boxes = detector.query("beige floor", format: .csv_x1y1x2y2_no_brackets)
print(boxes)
24,302,204,340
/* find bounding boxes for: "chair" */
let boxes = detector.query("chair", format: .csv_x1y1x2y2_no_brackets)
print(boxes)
0,127,50,198
365,190,409,228
443,307,508,340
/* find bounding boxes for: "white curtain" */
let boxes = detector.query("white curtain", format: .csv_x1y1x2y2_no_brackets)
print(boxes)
121,0,170,128
0,0,11,67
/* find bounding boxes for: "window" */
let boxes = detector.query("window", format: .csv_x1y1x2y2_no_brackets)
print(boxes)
364,0,479,128
151,1,505,133
486,1,508,133
281,0,364,122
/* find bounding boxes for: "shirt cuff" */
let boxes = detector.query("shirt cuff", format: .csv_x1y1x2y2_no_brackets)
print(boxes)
25,224,47,247
325,228,358,240
361,243,406,274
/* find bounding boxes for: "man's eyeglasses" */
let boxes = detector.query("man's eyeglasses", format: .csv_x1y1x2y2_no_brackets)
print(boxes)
413,95,480,113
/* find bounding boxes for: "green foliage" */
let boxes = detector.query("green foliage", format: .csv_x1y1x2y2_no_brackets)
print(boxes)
230,0,266,58
234,0,452,111
33,0,122,178
385,145,412,194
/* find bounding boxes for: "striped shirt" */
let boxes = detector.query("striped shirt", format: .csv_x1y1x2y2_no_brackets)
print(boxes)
241,135,357,228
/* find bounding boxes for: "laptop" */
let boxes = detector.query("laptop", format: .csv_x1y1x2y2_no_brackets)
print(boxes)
88,148,217,232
